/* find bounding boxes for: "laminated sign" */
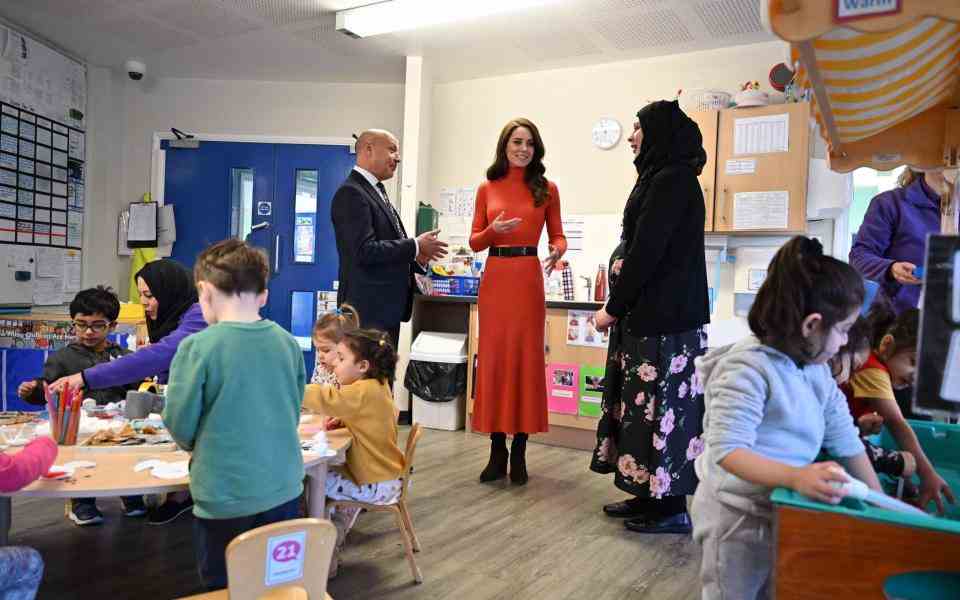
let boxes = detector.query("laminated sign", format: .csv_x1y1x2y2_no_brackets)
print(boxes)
265,531,306,586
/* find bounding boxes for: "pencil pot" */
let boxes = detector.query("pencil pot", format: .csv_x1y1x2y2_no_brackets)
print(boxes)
45,385,84,446
125,391,165,419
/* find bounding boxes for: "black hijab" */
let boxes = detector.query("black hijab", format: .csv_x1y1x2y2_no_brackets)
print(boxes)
622,100,707,244
633,99,707,183
136,259,198,343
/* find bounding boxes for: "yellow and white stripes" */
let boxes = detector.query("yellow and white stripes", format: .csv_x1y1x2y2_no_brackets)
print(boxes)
797,16,960,145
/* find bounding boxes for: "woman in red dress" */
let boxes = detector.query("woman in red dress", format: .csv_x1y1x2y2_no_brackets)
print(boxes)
470,118,566,485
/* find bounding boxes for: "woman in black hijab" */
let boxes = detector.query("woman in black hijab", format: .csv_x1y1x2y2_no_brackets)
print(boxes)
53,258,206,525
592,100,710,534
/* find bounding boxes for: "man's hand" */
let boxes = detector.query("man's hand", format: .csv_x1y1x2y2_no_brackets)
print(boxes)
416,229,448,264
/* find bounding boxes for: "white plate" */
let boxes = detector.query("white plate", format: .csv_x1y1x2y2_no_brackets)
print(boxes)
41,465,75,480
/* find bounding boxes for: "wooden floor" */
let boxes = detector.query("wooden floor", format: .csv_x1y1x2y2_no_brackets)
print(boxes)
11,429,701,599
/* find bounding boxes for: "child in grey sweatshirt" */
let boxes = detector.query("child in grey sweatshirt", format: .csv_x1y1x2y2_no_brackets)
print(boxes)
691,237,881,600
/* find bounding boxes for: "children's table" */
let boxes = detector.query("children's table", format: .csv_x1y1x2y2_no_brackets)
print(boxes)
0,428,352,545
772,421,960,598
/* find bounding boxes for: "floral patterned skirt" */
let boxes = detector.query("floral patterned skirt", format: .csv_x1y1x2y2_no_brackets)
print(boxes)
590,325,707,498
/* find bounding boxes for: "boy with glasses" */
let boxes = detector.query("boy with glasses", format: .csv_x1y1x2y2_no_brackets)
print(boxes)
17,286,146,525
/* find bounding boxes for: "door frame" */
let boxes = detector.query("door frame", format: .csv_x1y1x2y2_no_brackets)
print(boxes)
149,132,356,207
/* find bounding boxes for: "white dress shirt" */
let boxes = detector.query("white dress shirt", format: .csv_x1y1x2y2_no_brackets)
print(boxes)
352,166,420,259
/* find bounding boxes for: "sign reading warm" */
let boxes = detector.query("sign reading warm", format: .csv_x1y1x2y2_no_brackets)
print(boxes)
835,0,902,22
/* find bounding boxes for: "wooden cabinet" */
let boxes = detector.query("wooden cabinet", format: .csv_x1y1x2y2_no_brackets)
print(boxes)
713,102,811,233
688,110,719,232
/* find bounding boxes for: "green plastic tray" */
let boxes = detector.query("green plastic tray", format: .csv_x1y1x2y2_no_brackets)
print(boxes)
771,420,960,535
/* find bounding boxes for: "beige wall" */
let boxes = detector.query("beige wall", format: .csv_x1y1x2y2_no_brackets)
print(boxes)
84,75,404,298
428,41,789,216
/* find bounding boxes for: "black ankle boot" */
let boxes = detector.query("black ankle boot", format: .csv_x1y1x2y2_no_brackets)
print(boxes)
510,433,528,485
480,433,508,482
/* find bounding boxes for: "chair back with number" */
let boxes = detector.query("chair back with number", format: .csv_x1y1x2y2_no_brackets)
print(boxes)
225,518,336,600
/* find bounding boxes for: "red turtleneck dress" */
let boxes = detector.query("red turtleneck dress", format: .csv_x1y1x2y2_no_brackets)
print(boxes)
470,167,567,434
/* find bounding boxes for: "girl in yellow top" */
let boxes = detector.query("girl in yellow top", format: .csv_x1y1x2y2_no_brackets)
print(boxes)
303,328,405,577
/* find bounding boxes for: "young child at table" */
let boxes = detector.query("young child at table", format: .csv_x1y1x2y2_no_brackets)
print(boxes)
848,304,956,513
163,239,305,591
309,305,360,430
0,434,57,599
17,286,146,526
302,329,404,578
831,314,918,484
692,236,881,600
311,304,359,386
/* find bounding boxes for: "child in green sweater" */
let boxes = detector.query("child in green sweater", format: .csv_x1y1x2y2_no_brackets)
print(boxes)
163,239,305,591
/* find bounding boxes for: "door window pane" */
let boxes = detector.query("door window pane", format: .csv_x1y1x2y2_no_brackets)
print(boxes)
230,168,254,239
291,290,314,351
294,169,318,263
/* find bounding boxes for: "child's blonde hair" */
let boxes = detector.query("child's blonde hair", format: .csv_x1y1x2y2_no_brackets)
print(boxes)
313,304,360,344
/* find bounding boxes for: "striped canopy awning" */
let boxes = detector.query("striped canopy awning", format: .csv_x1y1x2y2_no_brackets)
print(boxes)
767,0,960,172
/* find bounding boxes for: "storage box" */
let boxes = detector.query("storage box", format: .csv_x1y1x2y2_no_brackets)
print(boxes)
413,393,465,431
408,332,468,431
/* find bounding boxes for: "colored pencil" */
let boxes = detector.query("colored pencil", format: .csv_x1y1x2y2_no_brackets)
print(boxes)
56,386,67,445
60,406,70,445
67,392,81,445
43,383,55,424
50,391,60,443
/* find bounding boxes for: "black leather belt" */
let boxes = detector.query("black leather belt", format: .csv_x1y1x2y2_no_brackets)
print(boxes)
489,246,538,257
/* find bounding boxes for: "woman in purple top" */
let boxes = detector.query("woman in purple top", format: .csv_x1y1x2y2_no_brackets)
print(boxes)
52,259,206,524
850,169,948,315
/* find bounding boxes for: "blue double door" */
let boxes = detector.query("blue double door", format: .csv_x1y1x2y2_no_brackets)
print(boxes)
162,140,355,375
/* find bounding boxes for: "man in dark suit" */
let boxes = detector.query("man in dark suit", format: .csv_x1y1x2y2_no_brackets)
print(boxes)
331,129,447,347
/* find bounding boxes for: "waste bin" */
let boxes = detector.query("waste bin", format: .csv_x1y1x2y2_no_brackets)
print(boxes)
404,332,468,431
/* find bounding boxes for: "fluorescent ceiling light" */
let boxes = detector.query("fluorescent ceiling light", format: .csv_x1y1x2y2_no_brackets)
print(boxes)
336,0,560,38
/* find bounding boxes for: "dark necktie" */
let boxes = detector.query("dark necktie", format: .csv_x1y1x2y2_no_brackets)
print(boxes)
376,182,402,234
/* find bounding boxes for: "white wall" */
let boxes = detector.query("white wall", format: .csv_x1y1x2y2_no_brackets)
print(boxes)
428,41,789,217
426,41,796,341
84,75,404,298
83,65,129,295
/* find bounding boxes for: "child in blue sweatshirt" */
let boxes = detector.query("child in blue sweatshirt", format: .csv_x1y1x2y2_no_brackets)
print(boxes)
692,237,881,599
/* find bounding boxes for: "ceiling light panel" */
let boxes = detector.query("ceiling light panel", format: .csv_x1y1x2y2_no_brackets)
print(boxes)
336,0,564,38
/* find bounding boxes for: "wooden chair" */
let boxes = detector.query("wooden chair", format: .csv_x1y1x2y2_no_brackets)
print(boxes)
327,423,424,584
179,518,336,600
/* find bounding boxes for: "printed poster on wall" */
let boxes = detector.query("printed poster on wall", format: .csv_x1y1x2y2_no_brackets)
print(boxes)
545,363,579,415
579,364,605,418
566,310,609,348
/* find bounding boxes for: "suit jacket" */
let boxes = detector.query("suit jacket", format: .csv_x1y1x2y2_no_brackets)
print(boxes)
331,170,424,328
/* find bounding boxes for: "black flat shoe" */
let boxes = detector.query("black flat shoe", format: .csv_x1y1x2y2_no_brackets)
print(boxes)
624,512,692,534
603,498,651,518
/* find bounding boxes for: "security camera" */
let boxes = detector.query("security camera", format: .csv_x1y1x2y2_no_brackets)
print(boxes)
125,59,145,81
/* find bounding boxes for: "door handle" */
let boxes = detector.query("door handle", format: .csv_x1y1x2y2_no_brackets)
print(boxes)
274,233,281,275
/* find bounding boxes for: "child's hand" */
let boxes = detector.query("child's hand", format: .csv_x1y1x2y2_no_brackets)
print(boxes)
790,462,849,504
918,471,957,515
322,417,343,430
17,380,37,400
857,413,884,436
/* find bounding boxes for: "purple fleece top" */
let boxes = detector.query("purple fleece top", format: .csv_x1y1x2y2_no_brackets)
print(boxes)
849,178,940,315
83,303,207,389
